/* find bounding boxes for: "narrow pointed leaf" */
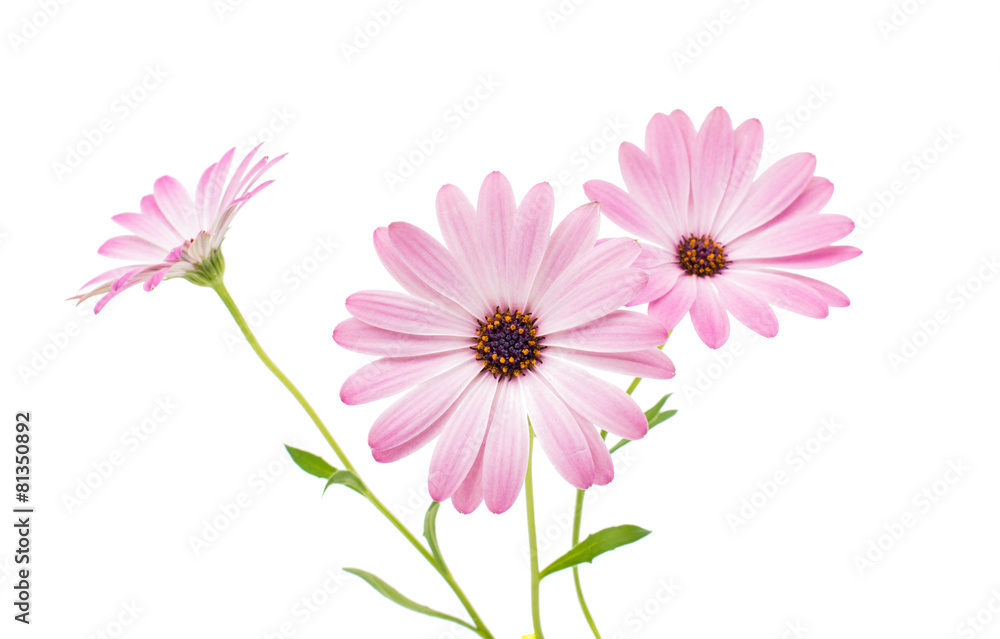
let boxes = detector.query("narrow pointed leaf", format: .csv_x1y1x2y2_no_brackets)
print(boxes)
323,469,367,496
285,445,337,479
643,393,672,422
344,568,476,631
610,396,676,454
649,409,677,428
539,525,651,579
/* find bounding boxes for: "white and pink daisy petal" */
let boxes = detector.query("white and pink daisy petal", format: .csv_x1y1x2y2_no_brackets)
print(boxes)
336,172,675,513
73,146,283,312
585,107,859,348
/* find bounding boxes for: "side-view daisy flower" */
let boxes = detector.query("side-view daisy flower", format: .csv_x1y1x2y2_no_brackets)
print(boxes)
334,172,675,514
584,107,861,348
72,146,284,312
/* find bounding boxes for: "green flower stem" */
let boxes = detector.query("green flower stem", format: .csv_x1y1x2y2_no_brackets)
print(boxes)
212,279,493,639
525,426,544,639
571,373,643,639
571,488,602,638
624,375,643,396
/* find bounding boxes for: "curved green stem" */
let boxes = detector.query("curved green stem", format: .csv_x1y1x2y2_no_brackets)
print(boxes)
212,280,493,639
570,373,643,637
572,489,602,638
525,427,544,638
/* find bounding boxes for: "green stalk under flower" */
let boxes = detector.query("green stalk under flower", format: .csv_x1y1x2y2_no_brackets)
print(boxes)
211,277,494,639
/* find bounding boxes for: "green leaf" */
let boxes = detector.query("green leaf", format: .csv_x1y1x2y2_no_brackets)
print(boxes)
643,393,672,422
609,395,676,454
423,501,445,565
323,469,367,496
285,445,337,479
539,525,651,579
344,568,476,632
648,409,677,428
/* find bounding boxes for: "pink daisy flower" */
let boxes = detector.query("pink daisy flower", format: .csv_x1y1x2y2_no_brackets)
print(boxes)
584,107,861,348
73,146,284,312
334,172,675,514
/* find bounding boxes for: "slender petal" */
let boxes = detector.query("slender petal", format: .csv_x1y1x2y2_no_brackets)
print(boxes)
631,263,684,306
728,215,855,259
689,277,730,348
522,375,595,490
734,245,861,269
77,146,281,312
508,182,554,308
738,176,834,240
711,118,764,235
333,318,471,356
538,358,648,440
372,227,470,317
153,176,199,238
450,441,486,514
582,180,662,244
368,361,480,451
345,290,473,335
536,268,648,334
632,242,676,269
647,274,697,331
669,109,697,151
437,184,493,303
429,373,496,501
340,349,469,405
576,414,614,486
718,153,816,242
111,213,176,249
722,269,830,318
98,236,168,261
712,275,779,337
483,381,528,513
544,310,669,352
780,271,850,307
690,107,734,234
534,237,640,311
478,172,517,308
528,202,600,304
644,112,691,229
372,401,457,463
139,195,184,242
618,142,679,244
546,346,675,380
387,222,487,316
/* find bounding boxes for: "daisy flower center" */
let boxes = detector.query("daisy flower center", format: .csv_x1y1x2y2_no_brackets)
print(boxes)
677,234,729,277
473,308,544,380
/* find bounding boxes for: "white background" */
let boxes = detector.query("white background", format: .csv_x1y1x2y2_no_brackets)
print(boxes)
2,0,999,637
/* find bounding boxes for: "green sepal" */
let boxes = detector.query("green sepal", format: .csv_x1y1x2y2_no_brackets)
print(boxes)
183,249,226,287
